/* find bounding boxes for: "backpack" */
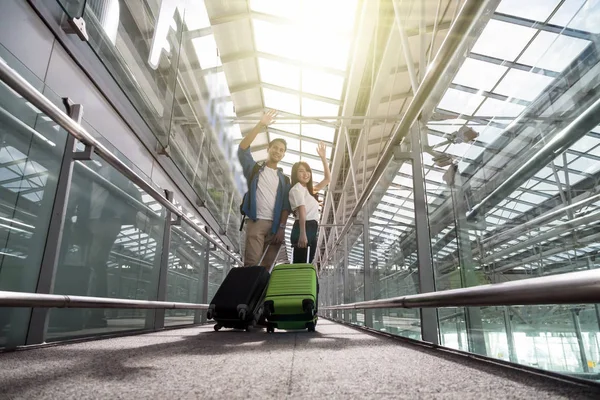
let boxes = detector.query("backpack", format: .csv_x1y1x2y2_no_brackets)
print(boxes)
239,162,290,231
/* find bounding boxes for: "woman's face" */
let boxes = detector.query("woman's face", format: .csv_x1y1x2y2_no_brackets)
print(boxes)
297,165,311,185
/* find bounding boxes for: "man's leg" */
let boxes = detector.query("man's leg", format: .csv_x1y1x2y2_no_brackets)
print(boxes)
262,224,283,269
244,220,269,266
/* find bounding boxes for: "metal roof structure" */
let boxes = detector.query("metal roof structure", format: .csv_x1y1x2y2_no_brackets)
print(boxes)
187,0,600,270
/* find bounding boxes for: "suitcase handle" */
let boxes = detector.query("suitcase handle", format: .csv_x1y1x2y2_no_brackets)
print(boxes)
257,242,282,273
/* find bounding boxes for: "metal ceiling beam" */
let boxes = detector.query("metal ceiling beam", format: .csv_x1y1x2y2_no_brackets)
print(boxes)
261,82,341,105
221,51,347,76
184,26,212,40
380,90,412,104
491,12,597,41
468,53,560,78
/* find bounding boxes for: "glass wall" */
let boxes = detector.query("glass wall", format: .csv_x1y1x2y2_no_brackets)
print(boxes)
422,0,600,374
321,0,600,382
165,221,208,327
0,48,69,347
47,148,165,339
0,43,237,347
69,0,244,249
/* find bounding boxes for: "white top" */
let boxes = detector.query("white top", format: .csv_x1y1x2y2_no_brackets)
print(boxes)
255,166,279,220
289,183,320,221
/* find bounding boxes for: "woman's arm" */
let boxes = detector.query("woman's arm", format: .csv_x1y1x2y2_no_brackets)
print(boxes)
313,141,331,193
297,205,308,248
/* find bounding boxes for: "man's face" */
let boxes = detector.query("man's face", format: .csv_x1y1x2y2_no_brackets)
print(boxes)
267,141,286,164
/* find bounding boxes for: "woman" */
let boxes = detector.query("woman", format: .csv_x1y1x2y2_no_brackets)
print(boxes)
289,142,331,264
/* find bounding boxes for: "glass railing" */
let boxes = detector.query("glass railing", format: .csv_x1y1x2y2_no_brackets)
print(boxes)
60,0,243,249
0,46,69,348
0,46,237,348
320,0,600,383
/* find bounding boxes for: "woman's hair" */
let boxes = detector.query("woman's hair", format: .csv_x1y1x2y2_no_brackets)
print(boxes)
291,162,319,200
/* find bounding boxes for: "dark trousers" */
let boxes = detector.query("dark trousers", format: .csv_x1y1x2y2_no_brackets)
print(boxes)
291,220,318,264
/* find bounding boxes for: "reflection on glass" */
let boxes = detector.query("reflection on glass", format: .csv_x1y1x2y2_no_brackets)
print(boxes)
165,222,207,327
0,49,68,347
48,154,165,339
207,249,229,302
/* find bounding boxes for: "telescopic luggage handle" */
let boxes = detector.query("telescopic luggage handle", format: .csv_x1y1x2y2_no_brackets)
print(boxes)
257,242,282,273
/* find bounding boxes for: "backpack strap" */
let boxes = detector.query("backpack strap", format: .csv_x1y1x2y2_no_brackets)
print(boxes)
240,162,264,231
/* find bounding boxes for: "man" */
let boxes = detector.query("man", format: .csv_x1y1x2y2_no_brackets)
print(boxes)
238,110,291,268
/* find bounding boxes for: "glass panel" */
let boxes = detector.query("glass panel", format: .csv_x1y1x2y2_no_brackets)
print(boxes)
494,69,555,102
550,0,600,34
300,124,336,142
347,225,365,325
496,0,562,21
165,221,208,327
301,98,339,117
0,49,69,348
208,249,229,301
366,155,420,339
258,58,300,91
82,0,183,146
47,149,165,340
452,58,508,92
302,69,345,100
517,32,590,72
56,0,86,19
263,88,300,115
471,20,537,62
437,88,485,115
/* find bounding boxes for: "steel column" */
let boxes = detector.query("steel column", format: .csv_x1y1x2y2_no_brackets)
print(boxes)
503,307,518,363
151,190,175,330
410,123,439,344
363,215,373,328
199,226,211,323
572,309,591,373
452,164,486,355
344,235,350,322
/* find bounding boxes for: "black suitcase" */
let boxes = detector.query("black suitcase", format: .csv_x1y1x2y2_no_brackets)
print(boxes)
206,266,270,331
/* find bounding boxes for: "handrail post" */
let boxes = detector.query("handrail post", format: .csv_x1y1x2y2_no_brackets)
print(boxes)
410,122,439,344
149,190,174,330
452,167,486,354
363,215,373,328
26,100,85,346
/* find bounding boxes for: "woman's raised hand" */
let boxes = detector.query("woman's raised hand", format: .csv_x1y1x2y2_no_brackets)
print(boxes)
316,141,327,160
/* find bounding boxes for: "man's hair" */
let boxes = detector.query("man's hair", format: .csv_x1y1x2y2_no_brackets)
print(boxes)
268,138,287,151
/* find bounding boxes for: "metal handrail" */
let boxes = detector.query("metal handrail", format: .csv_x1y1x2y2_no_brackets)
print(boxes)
0,58,241,266
321,269,600,310
0,290,207,310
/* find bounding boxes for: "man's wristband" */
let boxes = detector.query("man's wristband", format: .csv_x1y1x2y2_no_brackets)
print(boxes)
279,224,286,229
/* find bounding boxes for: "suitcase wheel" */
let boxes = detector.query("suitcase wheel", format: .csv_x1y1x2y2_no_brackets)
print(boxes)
302,299,315,317
214,323,222,332
263,301,274,317
306,322,316,332
266,324,275,333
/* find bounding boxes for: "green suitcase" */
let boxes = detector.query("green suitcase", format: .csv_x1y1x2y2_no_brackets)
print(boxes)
263,263,318,332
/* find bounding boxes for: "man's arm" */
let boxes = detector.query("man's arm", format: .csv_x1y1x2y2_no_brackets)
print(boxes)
272,209,289,244
239,110,277,150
